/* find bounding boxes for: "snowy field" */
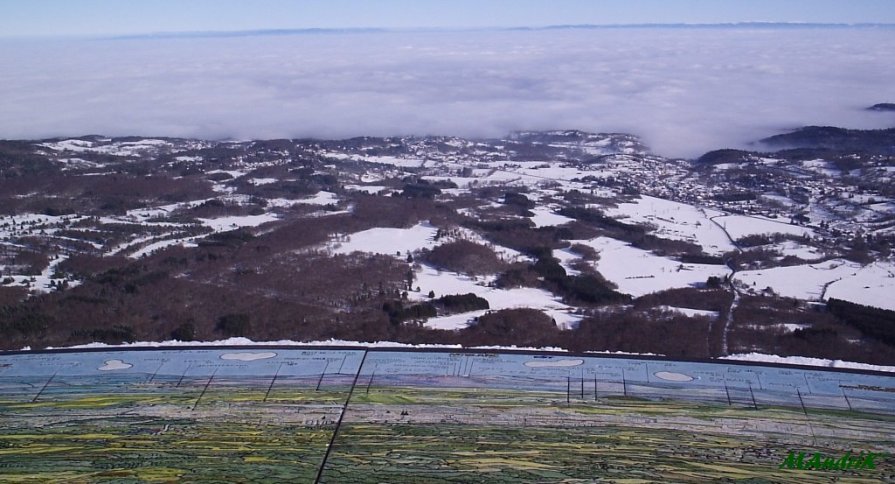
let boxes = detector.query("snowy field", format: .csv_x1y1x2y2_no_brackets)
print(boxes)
2,254,76,294
774,240,824,260
529,207,575,228
330,223,439,256
653,306,719,319
607,195,735,255
411,264,582,330
128,236,203,259
328,223,575,329
713,214,813,240
344,185,388,194
39,138,177,157
825,262,895,311
198,214,280,232
733,259,895,311
576,237,731,297
734,259,860,300
7,130,895,361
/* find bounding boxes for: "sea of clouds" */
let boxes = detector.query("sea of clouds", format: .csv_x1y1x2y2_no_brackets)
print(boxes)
2,27,894,158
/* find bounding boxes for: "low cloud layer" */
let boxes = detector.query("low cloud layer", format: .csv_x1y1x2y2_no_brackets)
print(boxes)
2,28,894,158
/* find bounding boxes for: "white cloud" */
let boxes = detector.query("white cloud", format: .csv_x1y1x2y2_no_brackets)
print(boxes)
2,28,894,158
98,359,133,371
220,351,277,361
654,371,694,382
524,358,583,368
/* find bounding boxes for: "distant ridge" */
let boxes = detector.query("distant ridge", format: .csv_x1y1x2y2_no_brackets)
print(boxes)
759,126,895,155
109,22,895,40
516,22,895,31
867,103,895,112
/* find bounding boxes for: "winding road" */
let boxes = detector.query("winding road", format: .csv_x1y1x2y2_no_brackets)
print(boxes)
706,211,742,357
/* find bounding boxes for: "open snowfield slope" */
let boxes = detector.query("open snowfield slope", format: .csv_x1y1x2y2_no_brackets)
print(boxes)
330,223,438,256
607,195,735,255
733,259,860,301
529,207,575,228
717,254,895,311
713,215,813,240
411,264,581,330
4,129,895,364
577,237,731,297
721,352,895,373
198,214,280,232
327,223,577,328
654,306,719,318
129,237,202,259
774,240,824,259
824,262,895,311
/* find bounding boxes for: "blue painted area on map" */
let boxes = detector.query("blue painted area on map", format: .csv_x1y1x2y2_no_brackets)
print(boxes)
358,351,895,411
1,348,893,413
0,349,365,378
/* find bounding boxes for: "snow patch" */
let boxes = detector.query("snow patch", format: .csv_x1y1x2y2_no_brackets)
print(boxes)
344,185,388,194
198,214,279,232
734,259,860,301
331,223,437,256
654,306,719,318
529,207,575,228
412,264,582,329
579,237,731,297
714,214,813,240
607,195,735,255
723,353,895,373
247,177,278,186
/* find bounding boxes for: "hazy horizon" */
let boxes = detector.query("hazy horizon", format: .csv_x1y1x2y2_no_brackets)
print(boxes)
6,22,895,40
4,0,895,37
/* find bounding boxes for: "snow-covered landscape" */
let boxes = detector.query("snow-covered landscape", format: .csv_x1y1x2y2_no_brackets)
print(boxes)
4,8,895,482
1,127,894,367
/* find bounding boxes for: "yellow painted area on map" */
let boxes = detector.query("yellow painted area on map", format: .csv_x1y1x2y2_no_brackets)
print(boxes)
135,467,187,481
473,458,554,470
0,444,81,455
244,456,274,463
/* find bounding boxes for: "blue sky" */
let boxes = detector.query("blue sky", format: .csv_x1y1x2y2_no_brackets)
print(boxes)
2,0,894,37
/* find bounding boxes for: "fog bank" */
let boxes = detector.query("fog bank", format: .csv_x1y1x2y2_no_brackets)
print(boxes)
2,28,894,158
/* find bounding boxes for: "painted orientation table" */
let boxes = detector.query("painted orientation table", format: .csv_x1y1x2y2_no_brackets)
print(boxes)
1,347,893,482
